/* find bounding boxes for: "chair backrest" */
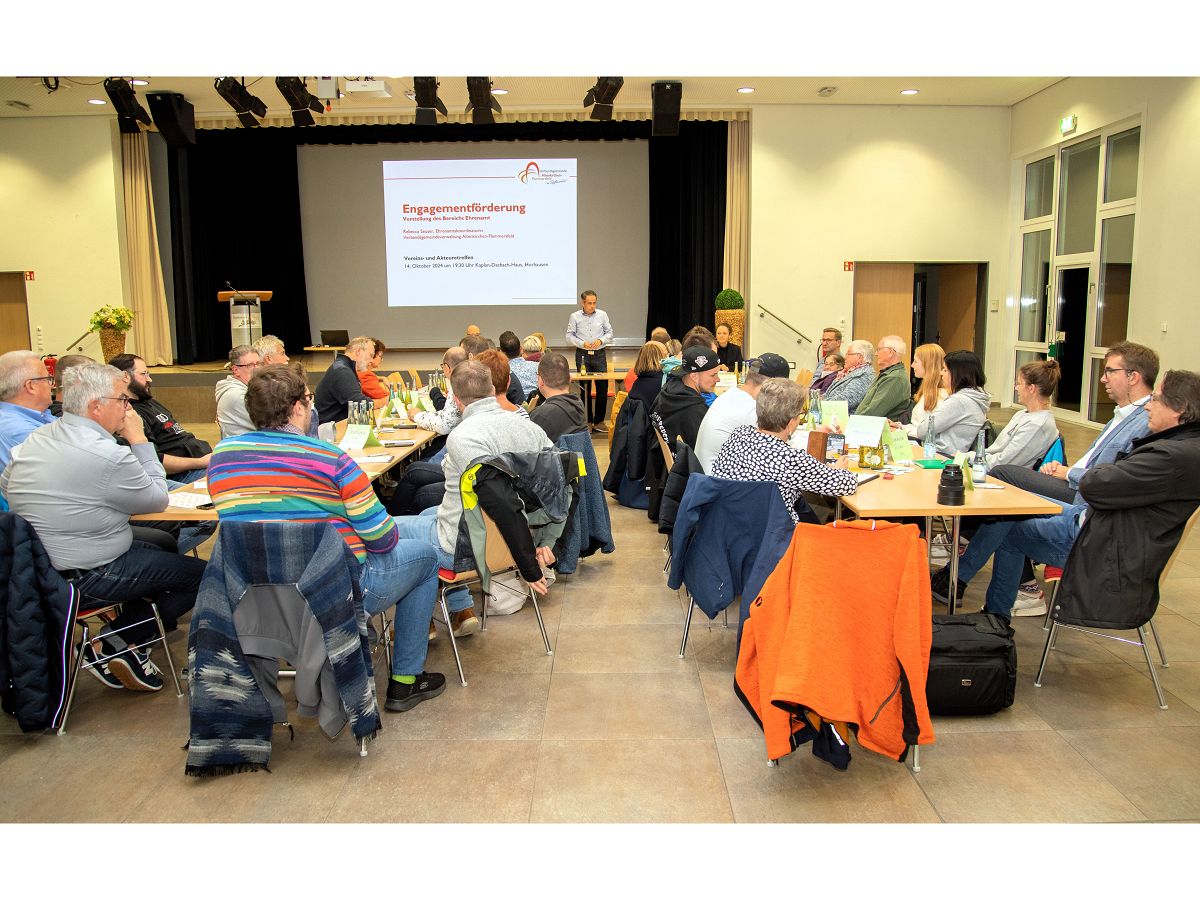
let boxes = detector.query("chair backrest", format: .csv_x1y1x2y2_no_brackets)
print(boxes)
481,511,521,576
795,367,813,386
608,390,628,448
386,371,405,386
1159,505,1200,589
407,368,423,388
1034,432,1067,470
655,428,675,473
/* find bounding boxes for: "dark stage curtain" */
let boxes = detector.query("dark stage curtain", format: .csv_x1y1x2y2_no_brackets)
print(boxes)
164,118,726,362
646,121,728,342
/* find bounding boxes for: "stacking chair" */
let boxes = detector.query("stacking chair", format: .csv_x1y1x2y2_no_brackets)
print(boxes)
794,367,814,387
407,368,423,389
386,371,405,386
436,511,553,687
1035,506,1200,709
608,390,627,450
60,598,182,734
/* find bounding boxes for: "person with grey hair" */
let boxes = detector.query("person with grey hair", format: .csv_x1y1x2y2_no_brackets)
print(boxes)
1,363,206,691
0,350,55,476
821,339,877,415
215,344,262,439
694,352,792,473
857,334,911,419
252,334,288,365
509,335,544,400
314,335,379,424
711,378,858,523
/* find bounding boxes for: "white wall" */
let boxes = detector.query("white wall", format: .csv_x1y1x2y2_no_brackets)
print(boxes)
0,116,128,358
1008,77,1200,374
749,104,1012,385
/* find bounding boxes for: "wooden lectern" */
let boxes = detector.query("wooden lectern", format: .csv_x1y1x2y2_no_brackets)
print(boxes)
217,290,272,348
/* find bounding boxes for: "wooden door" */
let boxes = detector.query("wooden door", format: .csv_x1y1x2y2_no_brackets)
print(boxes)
937,263,978,354
852,263,914,367
0,273,32,354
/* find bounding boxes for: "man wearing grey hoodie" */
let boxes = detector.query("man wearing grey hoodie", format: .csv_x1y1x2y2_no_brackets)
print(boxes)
215,345,262,439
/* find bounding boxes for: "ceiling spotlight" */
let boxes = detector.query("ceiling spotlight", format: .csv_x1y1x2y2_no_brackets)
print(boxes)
275,76,324,127
88,98,107,105
131,79,149,86
583,76,624,121
103,77,152,133
491,88,508,96
465,77,502,125
215,76,268,128
413,77,448,126
737,86,755,94
900,89,919,96
817,86,838,98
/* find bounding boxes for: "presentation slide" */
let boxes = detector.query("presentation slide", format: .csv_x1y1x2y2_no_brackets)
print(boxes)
382,158,577,307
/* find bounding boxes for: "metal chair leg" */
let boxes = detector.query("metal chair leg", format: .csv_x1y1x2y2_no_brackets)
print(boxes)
1138,626,1169,709
440,589,467,687
723,607,729,629
1149,618,1169,667
1034,622,1057,687
480,590,489,633
58,623,90,735
528,586,553,656
911,745,921,773
359,736,368,757
150,602,183,698
1042,580,1059,631
678,594,696,658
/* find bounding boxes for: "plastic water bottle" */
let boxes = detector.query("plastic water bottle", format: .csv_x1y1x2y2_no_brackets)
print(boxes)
923,413,938,460
972,426,989,484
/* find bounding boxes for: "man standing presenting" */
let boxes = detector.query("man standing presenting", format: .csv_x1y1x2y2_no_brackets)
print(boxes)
567,289,613,433
856,335,910,419
0,350,55,476
215,344,262,438
110,354,211,484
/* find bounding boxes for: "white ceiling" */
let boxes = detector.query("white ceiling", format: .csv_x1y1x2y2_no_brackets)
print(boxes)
0,76,1064,126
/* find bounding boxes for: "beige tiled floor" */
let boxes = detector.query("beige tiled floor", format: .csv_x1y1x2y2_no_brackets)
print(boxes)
3,415,1198,823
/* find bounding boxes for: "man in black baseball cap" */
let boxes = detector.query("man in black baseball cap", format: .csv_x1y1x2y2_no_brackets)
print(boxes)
651,345,721,449
695,352,795,471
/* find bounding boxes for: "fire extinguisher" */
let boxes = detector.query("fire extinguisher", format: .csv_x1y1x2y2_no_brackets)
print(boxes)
42,354,58,377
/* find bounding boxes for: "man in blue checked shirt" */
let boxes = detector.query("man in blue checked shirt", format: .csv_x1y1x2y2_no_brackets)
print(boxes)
566,289,614,433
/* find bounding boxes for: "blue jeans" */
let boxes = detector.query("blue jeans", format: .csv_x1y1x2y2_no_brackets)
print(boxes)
392,507,472,613
70,540,208,646
169,467,206,486
359,536,439,677
957,502,1083,616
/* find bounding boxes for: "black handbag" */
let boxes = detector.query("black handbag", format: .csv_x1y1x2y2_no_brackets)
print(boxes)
926,613,1017,715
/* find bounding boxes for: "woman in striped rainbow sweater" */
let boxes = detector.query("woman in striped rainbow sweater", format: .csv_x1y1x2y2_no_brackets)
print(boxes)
207,363,446,713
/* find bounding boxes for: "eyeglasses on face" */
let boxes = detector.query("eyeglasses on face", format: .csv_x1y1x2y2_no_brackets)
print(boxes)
233,361,263,369
1102,367,1131,377
27,375,55,385
102,396,132,408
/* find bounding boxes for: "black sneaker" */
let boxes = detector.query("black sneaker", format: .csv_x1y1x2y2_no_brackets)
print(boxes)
80,641,125,690
385,672,446,712
104,642,164,692
930,566,969,607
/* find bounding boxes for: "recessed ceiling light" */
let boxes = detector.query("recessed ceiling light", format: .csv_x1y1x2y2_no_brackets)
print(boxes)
87,98,107,105
131,79,149,86
817,86,837,98
491,88,508,96
737,86,755,94
900,89,919,96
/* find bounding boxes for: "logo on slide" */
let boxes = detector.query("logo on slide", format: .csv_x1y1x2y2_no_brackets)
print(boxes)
518,161,541,183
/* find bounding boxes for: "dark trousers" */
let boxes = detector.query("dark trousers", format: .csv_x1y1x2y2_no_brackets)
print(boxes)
69,540,207,646
575,348,609,425
386,461,446,516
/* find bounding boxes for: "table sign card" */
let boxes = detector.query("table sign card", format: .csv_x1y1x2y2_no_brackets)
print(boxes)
844,415,886,449
820,400,849,431
885,428,915,462
951,451,975,490
340,424,383,451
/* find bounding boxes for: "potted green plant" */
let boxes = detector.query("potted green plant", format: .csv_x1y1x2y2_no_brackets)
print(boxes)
714,288,745,349
89,305,135,362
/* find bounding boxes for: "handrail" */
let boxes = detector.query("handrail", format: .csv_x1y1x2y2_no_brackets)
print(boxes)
756,305,812,345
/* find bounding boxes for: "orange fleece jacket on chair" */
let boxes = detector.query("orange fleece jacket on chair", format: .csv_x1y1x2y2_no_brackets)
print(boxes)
734,519,935,762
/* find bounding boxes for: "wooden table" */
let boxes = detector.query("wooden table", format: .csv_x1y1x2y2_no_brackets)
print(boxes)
303,345,345,356
132,421,437,523
570,370,628,382
836,465,1063,614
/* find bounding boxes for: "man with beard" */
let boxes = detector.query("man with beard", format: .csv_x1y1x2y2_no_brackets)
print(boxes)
110,354,211,485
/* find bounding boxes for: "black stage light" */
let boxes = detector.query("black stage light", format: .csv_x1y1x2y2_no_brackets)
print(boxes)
651,80,682,136
275,77,325,127
215,77,268,128
145,91,196,146
465,77,502,125
583,76,623,121
413,77,448,126
103,77,152,134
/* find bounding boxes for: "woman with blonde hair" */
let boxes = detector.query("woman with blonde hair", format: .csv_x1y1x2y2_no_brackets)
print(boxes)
628,341,668,408
909,343,947,430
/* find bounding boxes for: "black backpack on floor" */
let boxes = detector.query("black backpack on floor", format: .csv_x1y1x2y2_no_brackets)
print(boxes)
926,613,1017,716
